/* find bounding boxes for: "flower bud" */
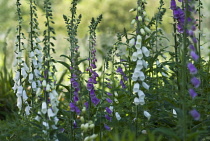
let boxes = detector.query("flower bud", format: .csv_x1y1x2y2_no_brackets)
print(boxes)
140,28,145,35
131,19,136,25
138,16,142,21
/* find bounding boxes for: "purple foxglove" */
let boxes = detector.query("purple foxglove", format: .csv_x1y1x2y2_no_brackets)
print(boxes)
105,114,112,121
187,63,197,74
190,51,199,61
190,109,200,120
191,77,200,88
104,124,111,131
106,98,113,103
170,0,177,10
105,107,112,114
189,88,197,99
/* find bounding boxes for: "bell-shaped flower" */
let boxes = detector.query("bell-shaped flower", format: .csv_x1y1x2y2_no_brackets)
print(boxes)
41,102,47,114
29,51,35,58
14,72,20,81
142,60,148,68
28,73,33,83
25,105,31,115
142,46,150,57
139,71,145,81
133,83,140,93
139,98,145,105
32,81,37,90
48,108,55,118
23,63,29,72
22,90,28,102
144,26,151,33
136,60,143,70
33,59,38,68
140,28,145,35
34,69,40,78
36,88,41,96
16,86,23,97
142,82,150,90
137,49,143,59
135,42,141,49
129,38,135,47
17,96,22,109
131,52,138,61
134,97,140,105
138,90,145,99
144,111,151,120
21,68,27,79
115,112,121,120
137,35,142,42
46,84,51,92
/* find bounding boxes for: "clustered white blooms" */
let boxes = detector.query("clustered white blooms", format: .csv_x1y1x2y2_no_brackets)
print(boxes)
129,5,151,120
13,36,31,115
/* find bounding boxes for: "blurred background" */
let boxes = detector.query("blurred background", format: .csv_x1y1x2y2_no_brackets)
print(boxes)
1,0,210,68
0,0,209,119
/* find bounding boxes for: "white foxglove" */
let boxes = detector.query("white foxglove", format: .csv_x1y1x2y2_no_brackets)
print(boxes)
134,97,140,105
41,102,47,114
22,90,28,102
137,49,143,59
142,82,150,90
139,98,145,105
136,60,143,70
139,71,145,81
17,96,22,109
144,111,151,120
142,46,150,57
142,60,148,68
48,108,55,117
129,38,135,47
135,42,141,49
32,81,37,90
17,86,23,97
144,26,151,33
133,83,140,93
25,105,31,115
137,35,142,42
21,68,27,79
115,112,121,120
132,52,138,61
29,73,33,83
46,84,51,92
36,87,41,96
140,28,145,35
138,90,145,99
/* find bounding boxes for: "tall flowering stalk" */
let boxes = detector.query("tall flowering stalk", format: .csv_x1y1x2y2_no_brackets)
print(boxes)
36,0,59,140
13,0,30,115
171,0,200,139
86,16,102,107
63,0,82,139
28,0,43,111
130,0,151,121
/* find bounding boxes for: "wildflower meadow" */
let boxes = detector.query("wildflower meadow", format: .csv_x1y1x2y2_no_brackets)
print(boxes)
0,0,210,140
